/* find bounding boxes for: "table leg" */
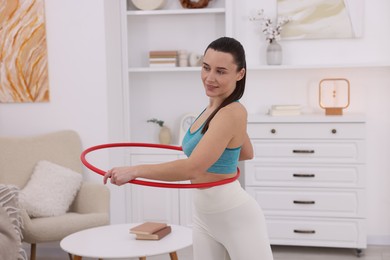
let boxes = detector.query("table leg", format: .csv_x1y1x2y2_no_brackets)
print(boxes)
138,252,177,260
73,256,82,260
169,251,178,260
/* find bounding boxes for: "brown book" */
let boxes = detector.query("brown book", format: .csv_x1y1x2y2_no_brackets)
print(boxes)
135,226,172,240
149,50,178,56
130,222,167,235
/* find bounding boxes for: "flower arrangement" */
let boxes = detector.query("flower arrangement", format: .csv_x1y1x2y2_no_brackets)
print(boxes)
250,9,291,43
147,118,164,127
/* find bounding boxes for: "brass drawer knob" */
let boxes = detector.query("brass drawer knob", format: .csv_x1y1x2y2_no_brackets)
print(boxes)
331,129,337,134
270,128,276,134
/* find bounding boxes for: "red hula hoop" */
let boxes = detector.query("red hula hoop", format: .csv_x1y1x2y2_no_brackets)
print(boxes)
80,142,240,189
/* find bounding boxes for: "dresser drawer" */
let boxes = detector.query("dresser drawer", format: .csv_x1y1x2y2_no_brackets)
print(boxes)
252,140,365,163
248,123,365,139
266,217,366,248
246,187,365,217
245,163,365,188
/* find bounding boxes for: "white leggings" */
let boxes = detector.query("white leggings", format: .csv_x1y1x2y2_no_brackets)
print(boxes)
192,180,273,260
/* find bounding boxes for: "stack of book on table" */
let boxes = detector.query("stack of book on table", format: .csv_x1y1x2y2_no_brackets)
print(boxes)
269,104,302,116
130,222,172,240
149,50,178,67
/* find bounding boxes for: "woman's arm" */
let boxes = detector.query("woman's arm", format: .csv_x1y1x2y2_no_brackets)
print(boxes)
104,104,245,186
104,158,204,186
104,112,235,186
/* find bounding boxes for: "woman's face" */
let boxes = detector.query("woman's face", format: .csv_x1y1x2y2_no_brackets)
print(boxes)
201,48,244,100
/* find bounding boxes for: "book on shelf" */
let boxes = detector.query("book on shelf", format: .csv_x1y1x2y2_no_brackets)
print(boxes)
135,226,172,240
130,222,168,235
149,50,178,67
269,109,301,116
149,58,177,67
269,104,302,116
149,58,177,64
149,57,177,62
149,62,177,67
149,50,178,59
271,104,301,110
149,51,178,61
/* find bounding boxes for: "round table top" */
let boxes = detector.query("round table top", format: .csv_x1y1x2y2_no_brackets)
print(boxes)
60,223,193,258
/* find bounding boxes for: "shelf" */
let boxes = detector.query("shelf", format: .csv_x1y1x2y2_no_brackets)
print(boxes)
128,67,201,73
128,63,390,73
126,8,225,16
248,62,390,70
248,113,366,123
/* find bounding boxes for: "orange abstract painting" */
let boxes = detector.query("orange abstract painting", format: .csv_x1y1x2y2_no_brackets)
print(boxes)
0,0,50,103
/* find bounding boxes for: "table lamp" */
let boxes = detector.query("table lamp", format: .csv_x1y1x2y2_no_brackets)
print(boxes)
319,78,350,116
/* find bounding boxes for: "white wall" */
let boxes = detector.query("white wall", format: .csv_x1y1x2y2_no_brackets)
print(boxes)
0,0,108,154
0,0,113,211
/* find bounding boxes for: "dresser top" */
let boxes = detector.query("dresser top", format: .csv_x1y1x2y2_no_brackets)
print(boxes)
248,113,366,123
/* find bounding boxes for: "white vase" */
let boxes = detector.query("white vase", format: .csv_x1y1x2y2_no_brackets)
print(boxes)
159,126,171,144
266,41,282,65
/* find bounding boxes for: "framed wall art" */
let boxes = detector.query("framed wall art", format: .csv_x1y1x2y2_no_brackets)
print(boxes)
278,0,364,40
0,0,50,103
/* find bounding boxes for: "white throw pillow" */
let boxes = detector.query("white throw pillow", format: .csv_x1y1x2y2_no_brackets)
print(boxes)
19,160,83,217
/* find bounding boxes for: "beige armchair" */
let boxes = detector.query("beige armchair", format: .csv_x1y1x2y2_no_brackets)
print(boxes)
0,130,110,260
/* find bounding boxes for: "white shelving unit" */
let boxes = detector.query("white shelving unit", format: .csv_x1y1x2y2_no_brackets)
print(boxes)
248,62,390,71
126,8,226,16
120,0,232,225
121,0,232,145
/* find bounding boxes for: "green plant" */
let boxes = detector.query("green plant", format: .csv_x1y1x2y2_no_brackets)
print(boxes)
147,118,164,127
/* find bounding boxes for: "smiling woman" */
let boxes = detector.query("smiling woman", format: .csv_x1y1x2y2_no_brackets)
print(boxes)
0,0,49,103
104,37,273,260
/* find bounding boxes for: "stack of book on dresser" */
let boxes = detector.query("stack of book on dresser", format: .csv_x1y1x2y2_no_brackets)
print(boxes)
149,50,178,67
269,104,302,116
130,222,172,240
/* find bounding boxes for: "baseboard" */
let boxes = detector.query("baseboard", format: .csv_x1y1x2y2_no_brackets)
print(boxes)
367,236,390,245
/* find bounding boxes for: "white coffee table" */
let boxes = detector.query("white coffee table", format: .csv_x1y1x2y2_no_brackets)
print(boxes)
60,223,192,260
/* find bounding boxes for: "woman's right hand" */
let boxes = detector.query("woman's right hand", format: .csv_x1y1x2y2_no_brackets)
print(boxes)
103,166,139,186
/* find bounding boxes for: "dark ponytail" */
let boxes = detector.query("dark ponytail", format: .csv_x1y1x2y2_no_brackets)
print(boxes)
201,37,247,134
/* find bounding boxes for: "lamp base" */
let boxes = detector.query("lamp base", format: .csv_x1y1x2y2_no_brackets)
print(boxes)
325,107,343,116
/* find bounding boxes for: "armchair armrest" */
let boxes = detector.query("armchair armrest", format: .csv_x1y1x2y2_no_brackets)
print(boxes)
70,182,110,214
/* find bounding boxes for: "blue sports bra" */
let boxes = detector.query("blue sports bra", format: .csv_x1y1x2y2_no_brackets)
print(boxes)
181,121,241,174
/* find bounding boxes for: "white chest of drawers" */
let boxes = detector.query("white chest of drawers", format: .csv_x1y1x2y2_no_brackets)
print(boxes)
244,114,366,252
